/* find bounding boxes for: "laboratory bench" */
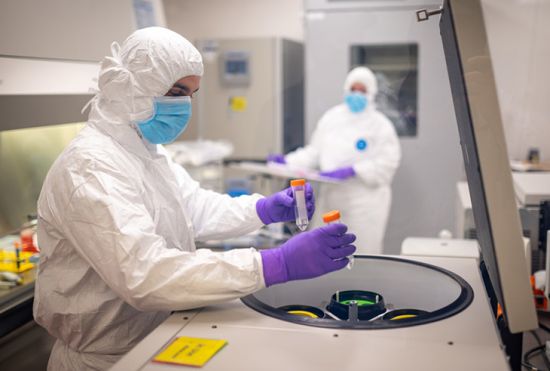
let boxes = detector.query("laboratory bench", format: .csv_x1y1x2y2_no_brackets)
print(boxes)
0,266,53,371
0,267,36,338
0,229,38,339
0,228,53,371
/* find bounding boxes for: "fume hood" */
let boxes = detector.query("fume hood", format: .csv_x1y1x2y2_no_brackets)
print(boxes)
0,56,98,131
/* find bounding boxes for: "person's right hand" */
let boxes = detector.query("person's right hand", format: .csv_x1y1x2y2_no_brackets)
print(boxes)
260,223,356,286
267,154,286,164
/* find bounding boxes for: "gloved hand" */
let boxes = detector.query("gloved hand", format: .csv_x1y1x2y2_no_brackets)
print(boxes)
260,223,356,286
256,183,315,224
319,166,355,180
267,153,286,164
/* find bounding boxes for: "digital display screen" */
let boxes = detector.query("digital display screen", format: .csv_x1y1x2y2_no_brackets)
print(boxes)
226,60,247,75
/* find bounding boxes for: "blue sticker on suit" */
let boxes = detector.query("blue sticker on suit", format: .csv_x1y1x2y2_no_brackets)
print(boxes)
356,138,368,151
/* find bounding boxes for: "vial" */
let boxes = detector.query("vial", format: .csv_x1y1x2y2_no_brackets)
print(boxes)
322,210,354,269
290,179,309,231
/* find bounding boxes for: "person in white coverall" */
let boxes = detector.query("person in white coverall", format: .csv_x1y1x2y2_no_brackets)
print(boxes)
33,27,356,371
268,67,401,255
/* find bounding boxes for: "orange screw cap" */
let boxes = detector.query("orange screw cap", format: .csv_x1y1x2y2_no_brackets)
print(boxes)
322,210,341,223
290,179,306,187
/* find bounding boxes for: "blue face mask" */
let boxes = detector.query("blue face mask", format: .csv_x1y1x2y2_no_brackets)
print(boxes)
345,92,368,113
137,96,192,144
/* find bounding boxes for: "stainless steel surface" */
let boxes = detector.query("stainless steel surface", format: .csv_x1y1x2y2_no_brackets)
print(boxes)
0,56,97,131
0,269,35,316
0,95,91,132
193,38,304,159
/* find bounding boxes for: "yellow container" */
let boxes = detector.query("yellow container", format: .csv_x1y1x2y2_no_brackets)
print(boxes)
0,250,35,273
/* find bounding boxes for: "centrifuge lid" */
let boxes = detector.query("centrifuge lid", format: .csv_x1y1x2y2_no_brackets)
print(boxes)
439,0,537,332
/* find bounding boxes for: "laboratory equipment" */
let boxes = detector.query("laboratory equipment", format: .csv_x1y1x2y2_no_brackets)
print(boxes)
109,1,542,369
437,0,537,365
193,38,304,159
113,255,505,371
242,256,472,330
290,179,308,231
0,247,34,273
456,174,550,272
0,272,22,285
277,305,325,319
220,51,251,87
322,210,353,269
326,290,385,321
382,309,428,321
304,0,463,255
20,228,39,253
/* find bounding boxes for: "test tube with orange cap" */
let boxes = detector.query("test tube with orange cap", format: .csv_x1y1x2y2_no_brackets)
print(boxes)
290,179,309,231
323,210,354,269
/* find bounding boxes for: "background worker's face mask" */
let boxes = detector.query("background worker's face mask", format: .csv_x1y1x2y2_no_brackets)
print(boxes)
137,96,192,144
345,92,368,113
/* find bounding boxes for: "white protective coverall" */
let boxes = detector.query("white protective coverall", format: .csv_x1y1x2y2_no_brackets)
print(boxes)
33,27,266,371
285,67,401,254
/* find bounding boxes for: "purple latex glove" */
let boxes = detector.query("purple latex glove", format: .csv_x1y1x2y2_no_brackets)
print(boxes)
319,166,355,180
267,153,286,164
256,183,315,224
260,223,356,286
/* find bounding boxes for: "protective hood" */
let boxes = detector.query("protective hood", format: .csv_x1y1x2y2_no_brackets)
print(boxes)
344,66,378,102
88,27,203,126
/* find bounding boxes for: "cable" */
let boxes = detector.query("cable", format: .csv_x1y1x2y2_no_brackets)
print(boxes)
522,344,547,371
539,322,550,333
535,323,550,369
521,361,538,371
530,330,543,346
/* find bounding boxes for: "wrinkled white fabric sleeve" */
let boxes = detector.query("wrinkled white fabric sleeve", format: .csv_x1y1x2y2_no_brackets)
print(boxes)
284,114,327,170
353,120,401,187
168,161,264,241
61,158,265,312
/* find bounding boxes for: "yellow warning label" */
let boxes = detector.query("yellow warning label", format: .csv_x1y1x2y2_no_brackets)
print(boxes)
229,96,247,112
153,336,227,367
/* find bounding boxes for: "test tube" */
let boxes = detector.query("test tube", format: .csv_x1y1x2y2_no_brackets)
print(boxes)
322,210,354,269
290,179,309,231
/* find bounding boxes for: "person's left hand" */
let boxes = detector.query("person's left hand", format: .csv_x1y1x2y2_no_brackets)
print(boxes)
256,183,315,224
319,166,355,180
267,154,286,164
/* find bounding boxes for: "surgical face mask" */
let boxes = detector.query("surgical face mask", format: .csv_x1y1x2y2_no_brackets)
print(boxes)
136,96,192,144
345,92,368,113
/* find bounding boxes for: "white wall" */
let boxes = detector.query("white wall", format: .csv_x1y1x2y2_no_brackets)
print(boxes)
483,0,550,162
0,0,136,61
165,0,549,162
163,0,304,41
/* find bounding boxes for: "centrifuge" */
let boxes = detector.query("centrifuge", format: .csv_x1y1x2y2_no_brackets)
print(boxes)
110,254,509,371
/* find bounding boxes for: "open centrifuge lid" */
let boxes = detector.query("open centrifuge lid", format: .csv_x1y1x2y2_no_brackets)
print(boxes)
439,0,537,332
